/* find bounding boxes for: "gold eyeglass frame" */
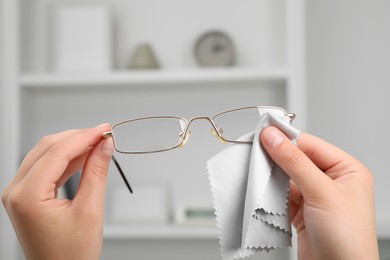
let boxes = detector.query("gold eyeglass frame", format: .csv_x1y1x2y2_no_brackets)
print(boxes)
103,105,295,154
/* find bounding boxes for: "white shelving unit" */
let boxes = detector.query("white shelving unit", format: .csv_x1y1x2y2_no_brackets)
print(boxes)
20,68,288,88
2,0,305,259
377,222,390,240
104,225,218,240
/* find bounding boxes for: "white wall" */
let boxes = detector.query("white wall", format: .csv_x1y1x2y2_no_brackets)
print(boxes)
0,0,21,259
306,0,390,256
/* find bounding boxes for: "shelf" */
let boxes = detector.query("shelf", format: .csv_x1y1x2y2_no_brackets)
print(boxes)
377,221,390,239
104,221,390,241
20,67,288,89
103,224,218,240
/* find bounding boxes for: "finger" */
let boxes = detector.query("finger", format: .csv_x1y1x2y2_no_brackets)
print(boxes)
296,133,356,173
73,137,114,212
261,127,332,196
55,151,90,188
3,130,80,197
289,180,302,206
21,124,112,199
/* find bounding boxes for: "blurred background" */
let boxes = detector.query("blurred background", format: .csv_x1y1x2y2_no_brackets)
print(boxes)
1,0,389,259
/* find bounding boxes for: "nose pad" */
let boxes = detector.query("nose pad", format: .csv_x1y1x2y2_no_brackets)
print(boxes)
179,131,191,148
211,128,226,144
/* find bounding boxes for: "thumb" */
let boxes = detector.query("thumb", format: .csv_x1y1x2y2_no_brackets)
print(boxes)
260,127,331,196
74,137,114,211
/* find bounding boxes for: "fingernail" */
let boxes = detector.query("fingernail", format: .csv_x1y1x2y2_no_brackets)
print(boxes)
95,123,110,128
263,127,286,148
101,138,115,157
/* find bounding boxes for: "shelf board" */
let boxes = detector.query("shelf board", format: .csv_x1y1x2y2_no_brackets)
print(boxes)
104,221,390,240
377,221,390,239
103,224,218,240
20,67,288,88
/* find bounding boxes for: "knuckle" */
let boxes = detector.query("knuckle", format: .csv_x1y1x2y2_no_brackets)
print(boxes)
6,187,28,214
89,162,108,181
45,141,67,161
1,189,9,207
282,144,303,166
46,142,62,156
7,192,20,210
37,133,67,156
37,135,56,149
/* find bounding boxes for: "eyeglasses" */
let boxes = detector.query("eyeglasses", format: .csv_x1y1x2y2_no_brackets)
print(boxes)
104,106,295,194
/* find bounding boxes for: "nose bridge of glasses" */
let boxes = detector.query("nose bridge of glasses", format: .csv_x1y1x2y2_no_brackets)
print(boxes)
184,116,225,143
186,116,218,130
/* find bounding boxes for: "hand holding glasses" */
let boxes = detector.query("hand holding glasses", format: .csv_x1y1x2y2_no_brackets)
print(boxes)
104,106,295,194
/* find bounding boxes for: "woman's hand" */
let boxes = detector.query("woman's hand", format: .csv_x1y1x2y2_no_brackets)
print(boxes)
261,127,379,260
2,124,114,260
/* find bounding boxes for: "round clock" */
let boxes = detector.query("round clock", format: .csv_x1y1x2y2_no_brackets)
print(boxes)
194,30,235,67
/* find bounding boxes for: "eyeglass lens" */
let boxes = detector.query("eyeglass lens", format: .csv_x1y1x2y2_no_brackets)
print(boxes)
212,107,285,141
112,117,186,153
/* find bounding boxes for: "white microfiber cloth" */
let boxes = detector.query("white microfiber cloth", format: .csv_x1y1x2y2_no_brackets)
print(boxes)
207,108,300,260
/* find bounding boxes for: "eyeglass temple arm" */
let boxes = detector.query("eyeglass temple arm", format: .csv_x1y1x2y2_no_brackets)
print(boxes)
111,155,133,194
